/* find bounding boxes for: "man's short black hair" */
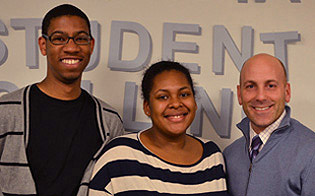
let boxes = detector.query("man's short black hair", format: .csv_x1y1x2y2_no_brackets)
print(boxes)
42,4,92,36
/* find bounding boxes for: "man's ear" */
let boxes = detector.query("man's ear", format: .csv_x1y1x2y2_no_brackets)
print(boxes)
90,37,95,54
237,85,243,105
285,83,291,103
38,36,47,56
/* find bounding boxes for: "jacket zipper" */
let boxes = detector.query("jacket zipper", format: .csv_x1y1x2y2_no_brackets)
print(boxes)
244,162,253,196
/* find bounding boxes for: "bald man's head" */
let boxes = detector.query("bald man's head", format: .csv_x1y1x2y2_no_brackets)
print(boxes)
237,53,291,133
240,54,287,85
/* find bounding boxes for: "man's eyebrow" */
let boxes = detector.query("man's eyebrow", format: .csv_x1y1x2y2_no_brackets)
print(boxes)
242,80,255,85
49,30,89,35
242,79,279,85
76,30,89,35
49,30,64,35
265,79,278,83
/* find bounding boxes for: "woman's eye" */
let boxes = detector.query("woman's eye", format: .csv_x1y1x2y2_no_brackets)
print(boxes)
158,95,168,100
180,93,189,97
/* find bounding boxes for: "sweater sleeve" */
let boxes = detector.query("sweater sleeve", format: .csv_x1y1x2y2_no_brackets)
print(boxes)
301,150,315,196
102,107,125,140
94,97,125,141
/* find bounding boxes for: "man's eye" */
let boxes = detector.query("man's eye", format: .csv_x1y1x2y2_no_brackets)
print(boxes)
75,36,89,42
52,36,66,42
246,85,254,89
268,84,276,88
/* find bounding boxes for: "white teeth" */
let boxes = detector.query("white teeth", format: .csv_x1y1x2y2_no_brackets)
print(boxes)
166,115,182,119
62,59,79,64
255,107,269,111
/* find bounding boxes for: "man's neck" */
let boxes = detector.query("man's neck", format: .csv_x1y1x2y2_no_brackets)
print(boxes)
251,109,287,135
37,78,82,100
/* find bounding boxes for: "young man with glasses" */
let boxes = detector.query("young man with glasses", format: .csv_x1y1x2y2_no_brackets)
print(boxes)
0,4,124,196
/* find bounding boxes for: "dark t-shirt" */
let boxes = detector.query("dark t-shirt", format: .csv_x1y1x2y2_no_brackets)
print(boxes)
27,84,102,196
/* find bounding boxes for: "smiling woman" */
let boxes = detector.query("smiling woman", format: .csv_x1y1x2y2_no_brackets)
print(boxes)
88,61,228,196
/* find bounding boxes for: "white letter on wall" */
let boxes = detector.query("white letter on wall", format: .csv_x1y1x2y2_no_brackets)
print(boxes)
191,87,233,138
123,82,151,132
260,31,300,77
162,23,201,74
213,25,253,74
84,21,101,72
0,19,8,66
0,81,18,93
108,21,152,72
238,0,301,3
11,18,42,69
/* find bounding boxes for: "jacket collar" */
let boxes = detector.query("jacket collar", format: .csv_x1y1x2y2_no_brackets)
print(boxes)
236,105,291,143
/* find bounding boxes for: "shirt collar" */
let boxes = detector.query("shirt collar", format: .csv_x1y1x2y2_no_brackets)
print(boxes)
249,110,286,149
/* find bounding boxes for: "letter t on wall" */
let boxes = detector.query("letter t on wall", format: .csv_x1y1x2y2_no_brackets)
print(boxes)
11,18,42,69
260,31,300,79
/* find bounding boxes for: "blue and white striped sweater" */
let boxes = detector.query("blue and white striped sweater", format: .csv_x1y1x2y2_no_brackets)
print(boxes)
89,132,228,196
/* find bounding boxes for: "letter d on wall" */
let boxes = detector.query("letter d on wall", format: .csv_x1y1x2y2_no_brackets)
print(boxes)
108,21,152,72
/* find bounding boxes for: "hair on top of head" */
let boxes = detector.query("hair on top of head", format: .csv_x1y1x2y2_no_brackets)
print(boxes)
42,4,92,36
141,61,195,102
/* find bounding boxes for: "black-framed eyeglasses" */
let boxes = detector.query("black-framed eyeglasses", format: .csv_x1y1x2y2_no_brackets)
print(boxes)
42,32,92,45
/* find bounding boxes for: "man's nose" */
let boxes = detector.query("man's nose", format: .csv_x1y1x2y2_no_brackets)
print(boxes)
63,38,80,52
255,87,267,102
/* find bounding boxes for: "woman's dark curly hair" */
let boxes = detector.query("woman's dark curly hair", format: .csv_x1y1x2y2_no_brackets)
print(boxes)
141,61,195,103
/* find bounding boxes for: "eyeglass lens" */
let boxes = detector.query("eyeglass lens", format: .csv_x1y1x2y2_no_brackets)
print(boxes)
49,32,91,45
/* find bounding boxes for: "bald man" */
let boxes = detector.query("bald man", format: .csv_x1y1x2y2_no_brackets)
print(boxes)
223,54,315,196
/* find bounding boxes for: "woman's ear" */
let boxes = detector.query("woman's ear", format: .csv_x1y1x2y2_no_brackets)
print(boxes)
143,100,151,117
